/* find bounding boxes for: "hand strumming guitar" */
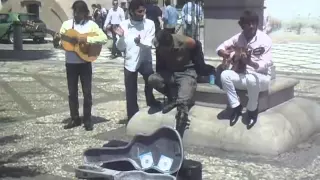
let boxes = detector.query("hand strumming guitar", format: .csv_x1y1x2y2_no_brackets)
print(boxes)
240,49,259,69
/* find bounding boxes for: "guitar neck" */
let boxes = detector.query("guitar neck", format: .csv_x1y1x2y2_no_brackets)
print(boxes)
44,29,57,37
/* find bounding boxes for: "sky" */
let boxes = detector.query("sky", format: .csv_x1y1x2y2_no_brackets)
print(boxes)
265,0,320,20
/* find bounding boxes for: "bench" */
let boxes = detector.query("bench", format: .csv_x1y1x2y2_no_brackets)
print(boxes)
194,77,299,112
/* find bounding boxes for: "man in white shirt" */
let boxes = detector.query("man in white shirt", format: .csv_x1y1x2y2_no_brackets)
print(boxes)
104,0,125,58
216,10,273,129
113,0,161,121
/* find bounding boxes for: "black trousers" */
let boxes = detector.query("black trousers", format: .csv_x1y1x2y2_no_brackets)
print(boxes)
66,63,92,120
164,27,176,34
111,24,122,56
124,67,156,120
148,68,197,114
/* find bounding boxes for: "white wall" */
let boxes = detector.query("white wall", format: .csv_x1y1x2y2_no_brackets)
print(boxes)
265,0,320,20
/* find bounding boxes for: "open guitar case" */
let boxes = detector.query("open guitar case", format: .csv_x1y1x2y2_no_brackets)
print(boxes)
75,126,200,180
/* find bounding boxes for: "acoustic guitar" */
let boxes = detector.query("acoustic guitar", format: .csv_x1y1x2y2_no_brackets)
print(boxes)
223,46,249,73
25,21,102,62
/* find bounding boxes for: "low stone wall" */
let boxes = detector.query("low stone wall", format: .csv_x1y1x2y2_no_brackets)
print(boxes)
127,97,320,155
195,77,299,112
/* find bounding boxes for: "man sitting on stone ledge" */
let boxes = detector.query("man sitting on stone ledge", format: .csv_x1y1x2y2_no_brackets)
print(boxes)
148,29,198,136
216,10,273,127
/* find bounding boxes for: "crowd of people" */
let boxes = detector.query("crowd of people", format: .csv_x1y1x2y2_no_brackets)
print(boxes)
90,0,203,58
53,0,274,136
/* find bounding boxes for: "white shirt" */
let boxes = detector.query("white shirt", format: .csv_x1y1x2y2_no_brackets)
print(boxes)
101,8,107,15
116,19,155,72
104,7,125,27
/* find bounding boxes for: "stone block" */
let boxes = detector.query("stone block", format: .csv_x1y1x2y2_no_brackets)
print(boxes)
127,98,320,155
195,77,299,112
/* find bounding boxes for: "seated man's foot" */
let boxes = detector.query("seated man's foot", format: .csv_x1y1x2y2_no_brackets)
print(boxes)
162,101,176,114
230,105,243,126
246,108,258,129
147,99,162,108
110,54,118,59
64,117,82,129
83,118,94,131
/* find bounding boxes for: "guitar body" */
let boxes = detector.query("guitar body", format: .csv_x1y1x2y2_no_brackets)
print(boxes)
61,29,102,62
224,46,248,74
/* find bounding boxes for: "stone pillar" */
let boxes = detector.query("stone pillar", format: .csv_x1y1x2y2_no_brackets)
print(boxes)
12,21,23,51
203,0,264,58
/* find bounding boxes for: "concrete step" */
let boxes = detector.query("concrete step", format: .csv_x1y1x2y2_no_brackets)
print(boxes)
194,77,299,112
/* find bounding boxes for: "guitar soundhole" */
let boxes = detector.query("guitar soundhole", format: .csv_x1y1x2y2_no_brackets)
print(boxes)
79,44,89,53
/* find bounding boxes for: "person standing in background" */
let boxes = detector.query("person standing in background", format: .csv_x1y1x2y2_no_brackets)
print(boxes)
97,4,108,28
113,0,161,121
163,0,179,34
145,0,163,34
181,0,203,39
104,0,125,58
91,4,102,27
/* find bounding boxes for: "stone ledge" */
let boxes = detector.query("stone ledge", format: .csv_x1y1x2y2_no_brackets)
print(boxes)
126,98,320,155
195,77,299,112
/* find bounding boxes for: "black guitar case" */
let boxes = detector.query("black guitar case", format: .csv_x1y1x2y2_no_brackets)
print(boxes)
75,126,184,179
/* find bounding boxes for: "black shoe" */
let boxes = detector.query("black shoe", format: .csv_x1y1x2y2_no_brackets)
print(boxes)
162,101,176,114
83,118,93,131
110,54,118,59
64,117,82,129
147,99,162,108
230,105,243,126
246,108,258,129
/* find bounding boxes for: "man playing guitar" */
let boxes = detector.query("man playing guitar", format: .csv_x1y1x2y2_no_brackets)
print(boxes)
53,0,108,131
216,10,273,128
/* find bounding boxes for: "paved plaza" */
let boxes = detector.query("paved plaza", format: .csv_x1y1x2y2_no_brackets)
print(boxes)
1,42,320,180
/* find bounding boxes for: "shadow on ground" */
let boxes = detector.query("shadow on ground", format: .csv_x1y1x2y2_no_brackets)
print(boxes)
0,135,24,146
0,40,49,45
0,134,46,178
0,116,19,124
0,50,54,61
61,116,109,125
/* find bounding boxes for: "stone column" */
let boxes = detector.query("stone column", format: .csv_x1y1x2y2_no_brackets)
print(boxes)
12,21,23,51
203,0,264,58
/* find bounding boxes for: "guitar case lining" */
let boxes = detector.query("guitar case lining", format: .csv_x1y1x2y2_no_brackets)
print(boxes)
76,126,184,179
75,165,176,180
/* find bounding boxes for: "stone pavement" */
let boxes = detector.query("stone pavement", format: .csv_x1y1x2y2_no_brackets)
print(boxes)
0,43,320,180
